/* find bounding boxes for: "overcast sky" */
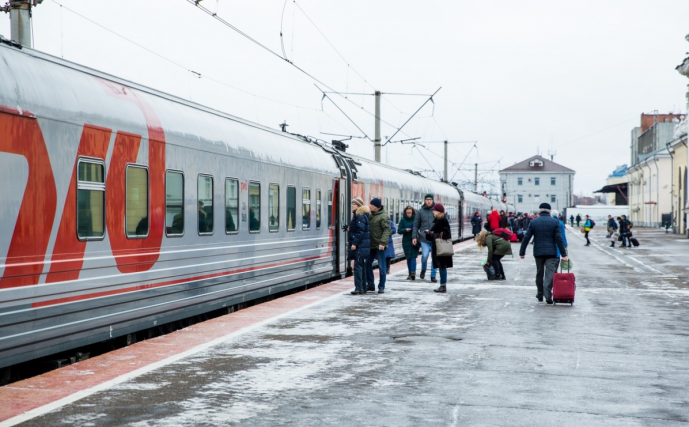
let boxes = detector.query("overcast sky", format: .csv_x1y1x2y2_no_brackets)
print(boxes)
2,0,689,196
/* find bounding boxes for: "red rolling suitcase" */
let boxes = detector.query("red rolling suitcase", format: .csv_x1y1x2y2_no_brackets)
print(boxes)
552,264,575,305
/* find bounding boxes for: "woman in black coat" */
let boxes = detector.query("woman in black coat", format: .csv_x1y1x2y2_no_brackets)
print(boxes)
470,211,482,237
425,203,452,293
348,199,371,294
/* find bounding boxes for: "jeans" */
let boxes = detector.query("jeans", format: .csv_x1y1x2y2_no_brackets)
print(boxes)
534,256,560,301
621,234,630,246
406,257,417,273
420,241,437,277
353,257,366,292
492,254,505,278
439,268,447,285
366,248,387,291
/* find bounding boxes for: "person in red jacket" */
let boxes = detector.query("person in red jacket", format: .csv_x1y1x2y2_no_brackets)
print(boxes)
488,209,501,231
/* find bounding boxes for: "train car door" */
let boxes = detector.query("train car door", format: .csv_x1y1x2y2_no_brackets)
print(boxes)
336,177,348,277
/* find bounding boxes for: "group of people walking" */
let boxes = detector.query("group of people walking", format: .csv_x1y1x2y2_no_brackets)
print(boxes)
348,194,453,294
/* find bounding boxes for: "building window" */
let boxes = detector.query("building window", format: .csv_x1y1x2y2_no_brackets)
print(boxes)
534,194,540,203
269,184,279,232
198,175,213,234
517,177,523,186
225,179,239,233
316,190,322,229
551,195,556,203
551,177,556,185
77,159,105,240
517,194,523,203
127,166,149,238
302,188,311,230
249,181,260,232
287,186,297,231
165,171,184,236
327,190,333,228
535,177,540,186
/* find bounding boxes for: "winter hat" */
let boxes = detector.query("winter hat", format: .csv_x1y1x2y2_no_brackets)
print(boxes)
475,211,479,215
352,197,364,208
370,198,382,209
424,193,434,200
538,202,552,211
433,203,445,213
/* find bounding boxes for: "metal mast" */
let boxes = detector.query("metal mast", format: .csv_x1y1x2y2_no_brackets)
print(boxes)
374,91,381,162
2,0,41,48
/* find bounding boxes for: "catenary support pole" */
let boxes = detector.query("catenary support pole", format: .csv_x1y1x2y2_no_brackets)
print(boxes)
374,91,381,162
5,1,34,47
474,163,478,192
443,140,448,182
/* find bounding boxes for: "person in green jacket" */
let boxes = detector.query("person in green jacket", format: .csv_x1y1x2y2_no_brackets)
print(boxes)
397,205,420,280
477,225,512,280
366,198,392,293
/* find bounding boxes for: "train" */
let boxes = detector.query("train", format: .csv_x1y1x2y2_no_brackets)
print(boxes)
0,40,513,369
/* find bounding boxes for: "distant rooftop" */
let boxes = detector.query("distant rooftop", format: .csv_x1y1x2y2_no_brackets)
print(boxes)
609,164,628,178
499,155,575,173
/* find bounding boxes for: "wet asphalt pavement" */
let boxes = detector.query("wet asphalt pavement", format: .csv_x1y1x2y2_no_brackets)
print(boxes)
17,227,689,426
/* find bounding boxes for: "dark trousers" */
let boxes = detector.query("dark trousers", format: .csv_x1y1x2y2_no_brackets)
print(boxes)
584,230,590,244
492,255,505,278
353,257,366,292
535,256,560,300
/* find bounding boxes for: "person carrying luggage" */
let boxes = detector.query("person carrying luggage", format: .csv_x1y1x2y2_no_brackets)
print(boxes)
519,203,568,304
398,206,420,280
366,198,391,294
470,211,482,237
427,203,452,293
412,194,438,282
385,220,397,274
478,224,512,280
488,209,501,231
583,215,592,246
348,197,371,295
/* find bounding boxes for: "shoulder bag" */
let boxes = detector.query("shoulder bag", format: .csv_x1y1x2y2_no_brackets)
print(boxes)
435,231,454,257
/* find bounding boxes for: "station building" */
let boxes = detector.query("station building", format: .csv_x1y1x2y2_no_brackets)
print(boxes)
499,155,575,214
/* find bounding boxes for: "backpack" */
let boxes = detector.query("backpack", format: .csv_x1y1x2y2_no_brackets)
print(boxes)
493,228,514,241
590,220,596,228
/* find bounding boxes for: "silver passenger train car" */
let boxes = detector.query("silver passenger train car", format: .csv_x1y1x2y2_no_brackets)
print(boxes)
0,42,509,368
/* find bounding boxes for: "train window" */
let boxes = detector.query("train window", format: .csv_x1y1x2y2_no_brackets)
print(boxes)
249,181,261,233
76,158,105,240
302,188,311,230
340,194,345,227
198,175,214,235
269,184,279,232
165,171,184,237
225,178,239,234
126,165,149,238
287,186,297,231
316,189,322,229
327,191,333,228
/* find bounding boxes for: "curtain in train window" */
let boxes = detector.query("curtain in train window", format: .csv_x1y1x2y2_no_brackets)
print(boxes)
269,184,279,232
166,171,184,236
302,188,311,230
327,191,333,228
316,189,322,229
198,175,214,234
126,166,149,237
249,182,261,232
287,187,296,231
77,159,105,239
225,178,238,233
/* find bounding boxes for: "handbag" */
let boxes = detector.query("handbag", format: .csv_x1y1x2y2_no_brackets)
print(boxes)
435,232,454,257
580,227,586,234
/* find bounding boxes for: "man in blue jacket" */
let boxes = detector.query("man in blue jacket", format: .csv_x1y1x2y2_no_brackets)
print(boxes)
519,203,568,304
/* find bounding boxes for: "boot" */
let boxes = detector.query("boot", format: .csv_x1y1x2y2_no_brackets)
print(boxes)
433,285,447,293
610,242,615,247
431,277,438,283
406,274,412,280
410,272,416,281
386,268,391,275
420,270,426,279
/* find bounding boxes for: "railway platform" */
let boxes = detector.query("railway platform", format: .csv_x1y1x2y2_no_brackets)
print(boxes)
2,229,688,426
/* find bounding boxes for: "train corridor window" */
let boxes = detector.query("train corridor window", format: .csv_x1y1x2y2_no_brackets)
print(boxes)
165,171,184,236
76,159,105,240
198,175,213,235
126,165,149,238
327,191,333,228
225,178,239,233
316,189,322,229
269,184,279,232
302,188,311,230
249,181,261,232
287,186,297,231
